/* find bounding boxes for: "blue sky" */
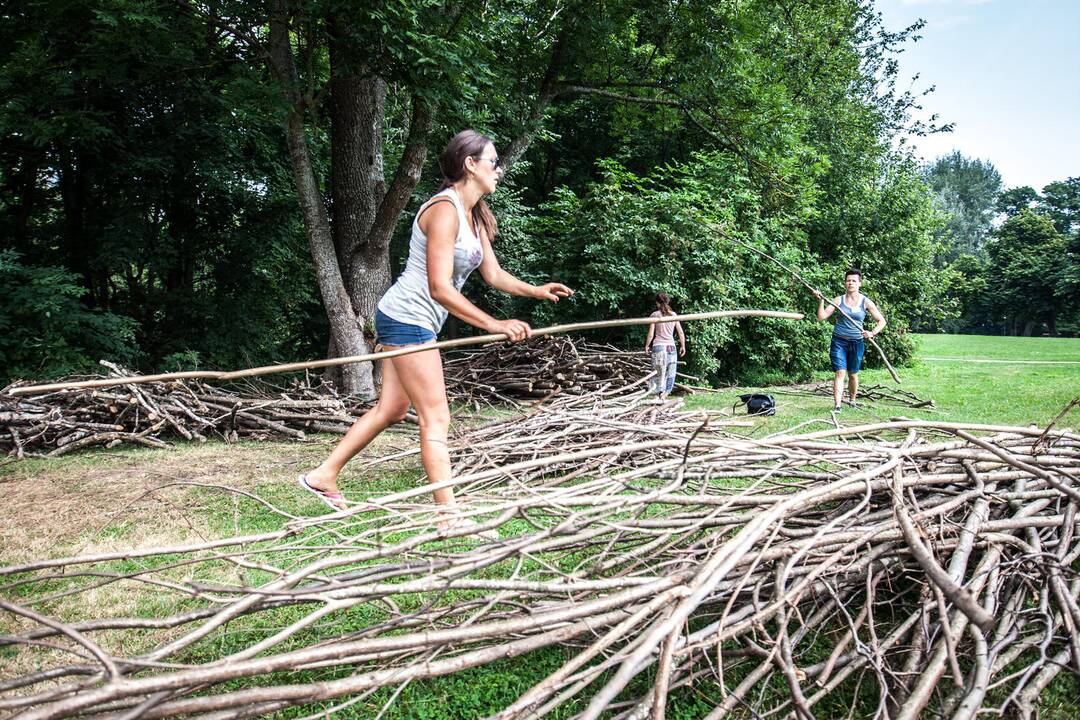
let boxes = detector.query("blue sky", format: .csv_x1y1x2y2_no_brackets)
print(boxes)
877,0,1079,191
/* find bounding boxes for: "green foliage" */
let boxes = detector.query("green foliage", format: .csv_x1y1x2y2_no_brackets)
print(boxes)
0,251,137,382
922,151,1003,262
0,0,322,375
985,210,1069,335
1059,230,1080,331
933,254,993,334
1040,177,1080,237
493,152,929,383
946,176,1080,336
996,186,1041,218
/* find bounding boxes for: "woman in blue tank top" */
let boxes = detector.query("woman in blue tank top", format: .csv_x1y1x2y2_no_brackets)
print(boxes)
298,130,572,536
814,268,887,413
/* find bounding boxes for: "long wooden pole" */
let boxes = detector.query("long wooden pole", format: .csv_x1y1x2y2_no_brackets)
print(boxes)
709,225,901,384
6,309,803,396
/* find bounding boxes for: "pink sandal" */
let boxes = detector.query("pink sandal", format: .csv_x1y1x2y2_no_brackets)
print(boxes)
298,474,347,511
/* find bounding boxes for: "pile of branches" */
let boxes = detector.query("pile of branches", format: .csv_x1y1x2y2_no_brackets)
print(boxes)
3,391,1079,719
786,380,934,408
1,338,652,457
443,335,652,403
0,362,400,458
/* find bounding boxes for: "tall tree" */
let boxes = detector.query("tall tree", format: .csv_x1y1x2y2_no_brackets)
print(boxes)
923,151,1003,261
996,186,1040,218
986,210,1067,336
0,0,313,377
1040,177,1080,236
192,0,586,395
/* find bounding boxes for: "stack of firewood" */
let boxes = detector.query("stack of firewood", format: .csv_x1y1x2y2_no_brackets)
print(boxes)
1,338,654,457
0,367,392,458
443,336,652,401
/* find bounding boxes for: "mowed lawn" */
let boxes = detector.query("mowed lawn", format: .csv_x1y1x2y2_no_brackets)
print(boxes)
685,332,1080,431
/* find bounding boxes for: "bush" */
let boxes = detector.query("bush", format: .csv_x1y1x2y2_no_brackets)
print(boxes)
489,152,925,384
0,251,138,382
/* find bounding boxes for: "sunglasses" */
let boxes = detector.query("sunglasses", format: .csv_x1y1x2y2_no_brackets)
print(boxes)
476,155,502,170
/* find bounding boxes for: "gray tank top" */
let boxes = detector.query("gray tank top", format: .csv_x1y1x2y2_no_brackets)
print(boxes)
377,187,484,333
833,295,867,340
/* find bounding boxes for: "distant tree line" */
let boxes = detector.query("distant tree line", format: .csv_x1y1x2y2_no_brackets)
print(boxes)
3,1,958,388
919,151,1078,336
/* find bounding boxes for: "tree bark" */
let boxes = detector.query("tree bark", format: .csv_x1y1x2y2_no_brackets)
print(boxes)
501,25,572,170
325,60,383,391
323,6,436,390
269,2,371,397
347,94,431,309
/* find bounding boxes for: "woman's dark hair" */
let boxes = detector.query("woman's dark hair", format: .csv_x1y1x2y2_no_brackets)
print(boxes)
439,129,498,242
655,292,675,316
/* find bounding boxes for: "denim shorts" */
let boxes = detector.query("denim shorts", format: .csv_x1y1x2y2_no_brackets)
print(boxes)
375,308,436,347
830,336,865,373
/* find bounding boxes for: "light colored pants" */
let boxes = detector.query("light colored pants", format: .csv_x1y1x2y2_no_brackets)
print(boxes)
651,347,678,394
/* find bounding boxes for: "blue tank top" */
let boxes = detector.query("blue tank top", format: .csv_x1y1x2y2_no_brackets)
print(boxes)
833,295,867,340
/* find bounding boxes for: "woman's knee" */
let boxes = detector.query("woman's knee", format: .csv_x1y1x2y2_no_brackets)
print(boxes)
416,406,451,434
375,399,410,425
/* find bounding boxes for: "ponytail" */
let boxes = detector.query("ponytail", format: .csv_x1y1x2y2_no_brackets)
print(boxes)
655,292,674,316
473,198,497,242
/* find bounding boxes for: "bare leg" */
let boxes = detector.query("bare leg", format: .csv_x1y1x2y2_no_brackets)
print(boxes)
304,355,411,496
833,370,846,408
383,345,457,508
848,372,859,405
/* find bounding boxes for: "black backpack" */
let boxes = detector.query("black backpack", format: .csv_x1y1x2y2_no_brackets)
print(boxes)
738,393,776,416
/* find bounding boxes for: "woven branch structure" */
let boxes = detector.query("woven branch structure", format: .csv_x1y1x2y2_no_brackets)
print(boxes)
2,385,1079,720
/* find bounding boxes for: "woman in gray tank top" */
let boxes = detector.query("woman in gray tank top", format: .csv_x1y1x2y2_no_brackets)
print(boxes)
813,268,887,413
299,130,573,536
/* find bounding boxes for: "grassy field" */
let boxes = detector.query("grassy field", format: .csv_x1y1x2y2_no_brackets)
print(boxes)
2,333,1078,718
685,332,1079,431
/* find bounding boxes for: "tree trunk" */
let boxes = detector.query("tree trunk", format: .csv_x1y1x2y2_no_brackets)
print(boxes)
6,153,38,251
330,71,385,277
329,62,432,343
270,3,372,397
59,147,96,305
501,26,572,170
325,64,384,391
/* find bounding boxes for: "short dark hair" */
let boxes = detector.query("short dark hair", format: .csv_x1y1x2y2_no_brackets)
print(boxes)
844,268,862,280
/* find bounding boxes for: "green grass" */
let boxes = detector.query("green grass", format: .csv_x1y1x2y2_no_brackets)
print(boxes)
3,333,1079,719
684,332,1079,431
914,332,1080,362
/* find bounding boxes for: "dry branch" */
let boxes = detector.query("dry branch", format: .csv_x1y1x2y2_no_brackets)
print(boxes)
2,392,1079,719
0,371,391,457
4,309,803,396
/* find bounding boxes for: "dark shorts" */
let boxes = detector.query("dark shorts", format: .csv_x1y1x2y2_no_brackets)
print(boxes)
375,308,436,347
830,336,865,373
